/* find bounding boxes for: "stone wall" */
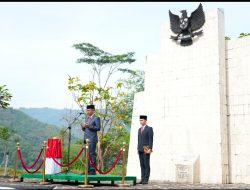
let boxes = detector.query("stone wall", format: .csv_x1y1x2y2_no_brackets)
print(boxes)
127,8,233,184
226,36,250,183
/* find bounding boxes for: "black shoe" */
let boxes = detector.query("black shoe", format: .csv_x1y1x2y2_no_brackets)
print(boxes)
142,181,148,185
88,169,96,175
137,181,143,184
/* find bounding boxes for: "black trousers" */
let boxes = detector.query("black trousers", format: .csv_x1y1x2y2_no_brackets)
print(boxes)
84,139,97,174
88,141,97,173
138,151,150,182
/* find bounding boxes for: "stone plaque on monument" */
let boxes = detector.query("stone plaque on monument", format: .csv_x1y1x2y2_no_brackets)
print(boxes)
176,164,192,183
175,155,200,183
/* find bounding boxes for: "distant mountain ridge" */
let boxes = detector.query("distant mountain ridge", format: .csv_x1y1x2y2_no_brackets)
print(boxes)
18,107,81,127
18,107,84,139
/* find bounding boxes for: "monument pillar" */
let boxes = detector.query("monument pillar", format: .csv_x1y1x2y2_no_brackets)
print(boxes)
127,8,229,183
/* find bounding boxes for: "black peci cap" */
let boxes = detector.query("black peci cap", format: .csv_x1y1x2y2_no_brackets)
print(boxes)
140,115,147,120
87,105,95,110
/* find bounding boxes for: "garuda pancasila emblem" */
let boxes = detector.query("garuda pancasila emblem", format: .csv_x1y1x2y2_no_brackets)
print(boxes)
169,3,205,46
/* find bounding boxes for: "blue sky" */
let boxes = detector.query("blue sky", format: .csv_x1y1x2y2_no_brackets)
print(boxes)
0,2,249,109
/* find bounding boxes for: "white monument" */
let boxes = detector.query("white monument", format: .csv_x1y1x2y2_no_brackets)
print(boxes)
127,6,250,184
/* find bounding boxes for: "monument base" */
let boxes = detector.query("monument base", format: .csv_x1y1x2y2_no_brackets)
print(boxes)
117,183,131,187
9,178,21,182
78,184,94,188
39,181,50,185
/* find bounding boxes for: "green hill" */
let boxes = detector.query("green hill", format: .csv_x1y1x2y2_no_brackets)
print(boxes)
18,107,81,127
18,107,84,140
0,108,60,168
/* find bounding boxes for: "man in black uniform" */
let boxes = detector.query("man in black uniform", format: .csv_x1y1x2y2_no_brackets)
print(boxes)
137,115,154,184
81,104,101,175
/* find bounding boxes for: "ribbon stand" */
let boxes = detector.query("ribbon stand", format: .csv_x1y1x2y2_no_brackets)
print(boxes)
40,141,50,185
118,142,130,187
9,143,21,182
79,139,94,188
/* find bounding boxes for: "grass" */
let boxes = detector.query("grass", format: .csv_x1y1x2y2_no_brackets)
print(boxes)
0,167,22,177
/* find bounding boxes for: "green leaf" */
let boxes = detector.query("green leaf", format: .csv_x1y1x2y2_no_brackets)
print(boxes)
0,85,12,109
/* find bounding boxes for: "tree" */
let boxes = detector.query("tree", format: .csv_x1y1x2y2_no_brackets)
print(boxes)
117,69,145,127
68,42,136,171
72,43,135,89
102,127,130,174
0,85,12,109
0,126,10,141
225,36,231,40
0,125,11,166
238,33,250,38
68,78,129,170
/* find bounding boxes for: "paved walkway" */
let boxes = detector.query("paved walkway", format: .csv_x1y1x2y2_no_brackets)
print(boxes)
2,176,250,189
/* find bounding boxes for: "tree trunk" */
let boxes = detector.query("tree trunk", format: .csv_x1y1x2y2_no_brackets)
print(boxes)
4,152,9,176
97,141,104,171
